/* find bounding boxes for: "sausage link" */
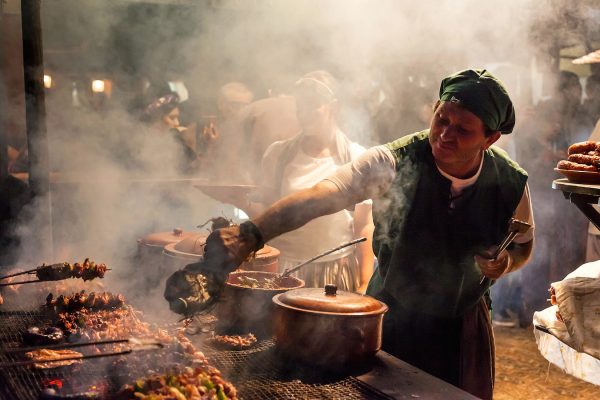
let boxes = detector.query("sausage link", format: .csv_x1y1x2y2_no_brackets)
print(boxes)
568,141,599,155
568,153,600,165
557,160,597,171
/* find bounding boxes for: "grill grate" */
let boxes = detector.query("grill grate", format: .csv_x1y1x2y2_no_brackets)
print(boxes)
0,308,194,400
0,309,132,400
199,338,393,400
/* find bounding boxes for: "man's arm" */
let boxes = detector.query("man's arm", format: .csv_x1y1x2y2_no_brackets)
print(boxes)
254,180,358,242
507,239,533,272
202,180,364,273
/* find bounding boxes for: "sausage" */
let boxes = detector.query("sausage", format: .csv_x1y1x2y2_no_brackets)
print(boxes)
557,160,597,171
568,141,599,155
567,153,600,166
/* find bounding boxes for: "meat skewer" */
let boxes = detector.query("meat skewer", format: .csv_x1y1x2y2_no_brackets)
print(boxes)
0,259,110,285
0,338,163,369
0,346,162,369
1,337,160,354
0,279,47,287
0,267,45,280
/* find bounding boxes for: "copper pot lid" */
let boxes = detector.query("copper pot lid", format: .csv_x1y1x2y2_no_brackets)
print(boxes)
274,284,388,315
173,234,279,259
172,233,209,254
138,228,196,247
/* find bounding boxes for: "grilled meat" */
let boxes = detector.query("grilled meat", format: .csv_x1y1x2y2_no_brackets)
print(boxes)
36,259,108,282
210,333,257,350
45,291,125,313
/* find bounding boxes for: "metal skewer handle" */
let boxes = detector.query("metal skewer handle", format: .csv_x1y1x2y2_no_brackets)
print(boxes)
280,237,367,278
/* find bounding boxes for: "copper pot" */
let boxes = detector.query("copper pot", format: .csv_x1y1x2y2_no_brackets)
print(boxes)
215,271,304,338
162,234,280,273
272,284,388,368
136,228,197,289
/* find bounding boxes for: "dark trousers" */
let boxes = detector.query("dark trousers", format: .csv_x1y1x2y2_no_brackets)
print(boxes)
379,291,494,400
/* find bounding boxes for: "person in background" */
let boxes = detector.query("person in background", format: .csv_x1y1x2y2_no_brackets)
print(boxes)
580,73,600,136
202,69,533,399
201,82,254,181
210,71,375,292
235,90,300,184
515,71,587,323
140,92,198,173
584,117,600,262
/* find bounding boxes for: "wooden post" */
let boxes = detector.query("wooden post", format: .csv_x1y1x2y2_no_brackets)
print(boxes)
0,7,9,179
21,0,53,259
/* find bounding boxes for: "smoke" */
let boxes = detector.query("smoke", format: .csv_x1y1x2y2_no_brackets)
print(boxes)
3,0,595,323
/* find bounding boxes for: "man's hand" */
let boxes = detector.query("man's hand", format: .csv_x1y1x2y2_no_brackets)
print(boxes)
474,246,512,281
201,122,219,147
203,224,260,275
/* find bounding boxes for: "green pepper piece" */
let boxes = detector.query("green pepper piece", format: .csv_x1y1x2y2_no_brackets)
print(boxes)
202,378,215,390
217,387,227,400
134,379,146,393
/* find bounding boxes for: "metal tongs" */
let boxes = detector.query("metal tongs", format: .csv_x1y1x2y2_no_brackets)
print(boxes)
479,218,531,284
0,338,163,369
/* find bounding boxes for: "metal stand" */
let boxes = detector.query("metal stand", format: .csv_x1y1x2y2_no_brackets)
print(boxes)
552,179,600,230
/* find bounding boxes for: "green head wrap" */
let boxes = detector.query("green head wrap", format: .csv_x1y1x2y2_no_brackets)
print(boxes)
439,69,515,134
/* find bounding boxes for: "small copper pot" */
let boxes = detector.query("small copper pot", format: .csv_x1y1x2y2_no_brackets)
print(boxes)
162,234,280,273
136,228,197,289
215,271,304,338
272,284,388,368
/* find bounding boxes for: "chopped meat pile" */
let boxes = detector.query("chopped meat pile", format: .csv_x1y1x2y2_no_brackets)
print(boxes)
235,275,282,289
210,333,257,350
115,366,237,400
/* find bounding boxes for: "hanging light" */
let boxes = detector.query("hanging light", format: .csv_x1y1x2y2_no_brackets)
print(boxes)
43,74,52,89
91,79,105,93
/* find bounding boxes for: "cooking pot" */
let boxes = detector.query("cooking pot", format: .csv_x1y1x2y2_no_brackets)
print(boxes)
272,284,388,368
162,233,280,273
136,228,198,289
215,270,304,338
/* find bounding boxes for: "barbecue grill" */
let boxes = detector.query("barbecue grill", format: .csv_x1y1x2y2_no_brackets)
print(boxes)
0,287,476,400
0,305,392,399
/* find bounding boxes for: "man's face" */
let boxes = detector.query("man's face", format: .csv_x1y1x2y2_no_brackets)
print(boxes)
429,101,499,173
294,89,335,135
162,107,180,130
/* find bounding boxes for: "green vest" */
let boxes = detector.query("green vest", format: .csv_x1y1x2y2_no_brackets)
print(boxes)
367,130,528,317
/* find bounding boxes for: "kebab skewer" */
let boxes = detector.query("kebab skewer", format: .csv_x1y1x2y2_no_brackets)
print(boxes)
0,258,109,287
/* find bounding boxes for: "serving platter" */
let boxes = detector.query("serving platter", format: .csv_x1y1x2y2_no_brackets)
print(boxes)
554,168,600,184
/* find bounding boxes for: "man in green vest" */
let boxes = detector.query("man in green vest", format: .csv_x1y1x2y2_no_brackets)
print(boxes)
202,69,534,400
